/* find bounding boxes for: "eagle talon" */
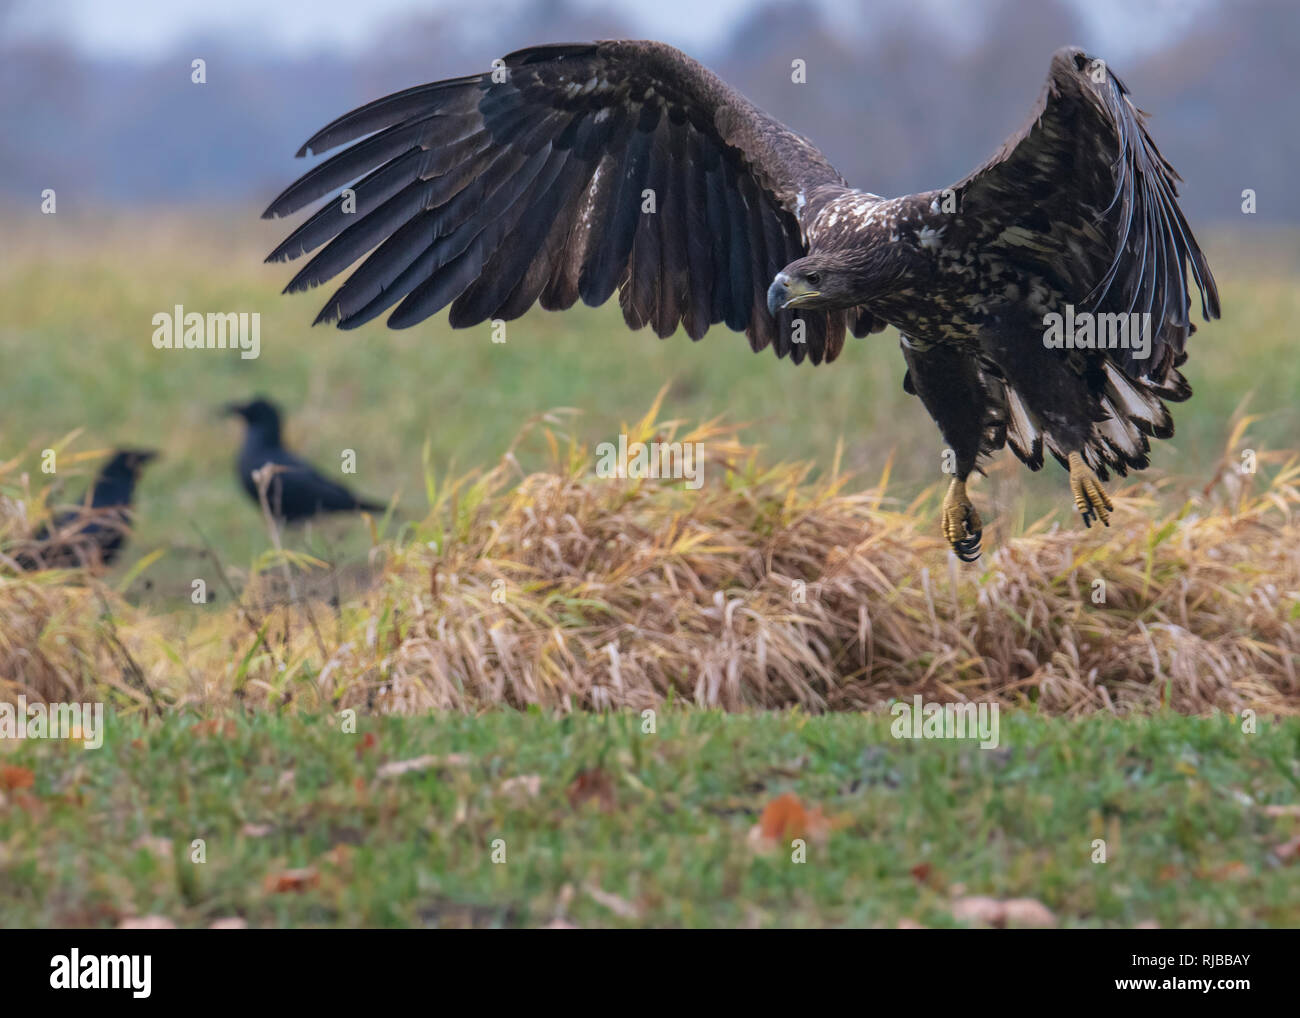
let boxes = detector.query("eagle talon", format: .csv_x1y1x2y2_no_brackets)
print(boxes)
941,478,984,562
1068,452,1113,529
952,532,982,563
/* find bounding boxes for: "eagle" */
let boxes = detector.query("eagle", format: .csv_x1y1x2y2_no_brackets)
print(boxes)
263,41,1219,561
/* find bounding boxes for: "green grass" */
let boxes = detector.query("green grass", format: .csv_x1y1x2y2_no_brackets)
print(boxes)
2,213,1298,604
3,214,1297,930
2,709,1297,928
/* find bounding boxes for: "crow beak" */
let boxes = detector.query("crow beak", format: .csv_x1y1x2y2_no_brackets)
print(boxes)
221,402,246,419
767,272,819,315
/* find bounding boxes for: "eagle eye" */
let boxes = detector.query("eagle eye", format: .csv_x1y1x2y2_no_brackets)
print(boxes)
806,271,822,287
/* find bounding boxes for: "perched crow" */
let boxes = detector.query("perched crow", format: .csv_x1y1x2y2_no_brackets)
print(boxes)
223,397,385,523
12,449,158,570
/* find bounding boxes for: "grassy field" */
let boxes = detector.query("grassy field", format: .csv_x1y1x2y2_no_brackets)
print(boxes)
2,212,1299,929
2,213,1298,602
2,709,1297,928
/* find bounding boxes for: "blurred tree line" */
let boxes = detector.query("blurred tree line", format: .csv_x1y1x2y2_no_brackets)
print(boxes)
0,0,1294,224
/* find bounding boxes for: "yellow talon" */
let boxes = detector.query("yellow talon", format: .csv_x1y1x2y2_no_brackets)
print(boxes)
941,478,983,562
1068,451,1114,528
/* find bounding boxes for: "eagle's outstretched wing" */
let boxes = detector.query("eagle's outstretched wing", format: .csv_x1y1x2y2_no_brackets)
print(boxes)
951,46,1220,390
264,40,875,364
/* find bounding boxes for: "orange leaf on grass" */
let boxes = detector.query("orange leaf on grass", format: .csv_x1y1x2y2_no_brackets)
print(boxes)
264,867,320,894
747,792,842,851
759,793,808,840
0,765,34,790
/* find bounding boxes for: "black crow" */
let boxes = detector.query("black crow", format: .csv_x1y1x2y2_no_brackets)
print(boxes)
12,449,158,570
223,397,385,523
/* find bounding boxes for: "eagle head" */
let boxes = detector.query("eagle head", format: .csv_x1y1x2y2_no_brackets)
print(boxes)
768,244,922,316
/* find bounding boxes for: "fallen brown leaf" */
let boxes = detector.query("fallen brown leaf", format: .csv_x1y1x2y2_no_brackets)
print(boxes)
0,765,34,791
118,915,177,930
264,867,320,894
567,768,616,812
950,895,1006,926
952,895,1055,928
746,792,843,851
1000,899,1056,927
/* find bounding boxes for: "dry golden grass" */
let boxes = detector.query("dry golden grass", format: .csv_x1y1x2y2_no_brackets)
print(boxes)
2,400,1298,717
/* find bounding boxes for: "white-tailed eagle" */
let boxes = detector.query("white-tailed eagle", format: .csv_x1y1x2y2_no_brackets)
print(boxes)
263,41,1219,561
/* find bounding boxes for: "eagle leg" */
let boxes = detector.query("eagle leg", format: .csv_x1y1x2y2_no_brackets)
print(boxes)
1068,452,1113,528
898,340,990,563
941,478,984,563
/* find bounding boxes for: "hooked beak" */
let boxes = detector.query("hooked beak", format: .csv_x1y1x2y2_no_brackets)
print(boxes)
766,272,820,315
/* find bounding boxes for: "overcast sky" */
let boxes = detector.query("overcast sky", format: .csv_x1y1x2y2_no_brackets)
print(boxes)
4,0,1207,60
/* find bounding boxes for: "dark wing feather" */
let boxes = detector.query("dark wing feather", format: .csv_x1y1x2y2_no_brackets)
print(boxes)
264,40,854,364
951,46,1219,387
